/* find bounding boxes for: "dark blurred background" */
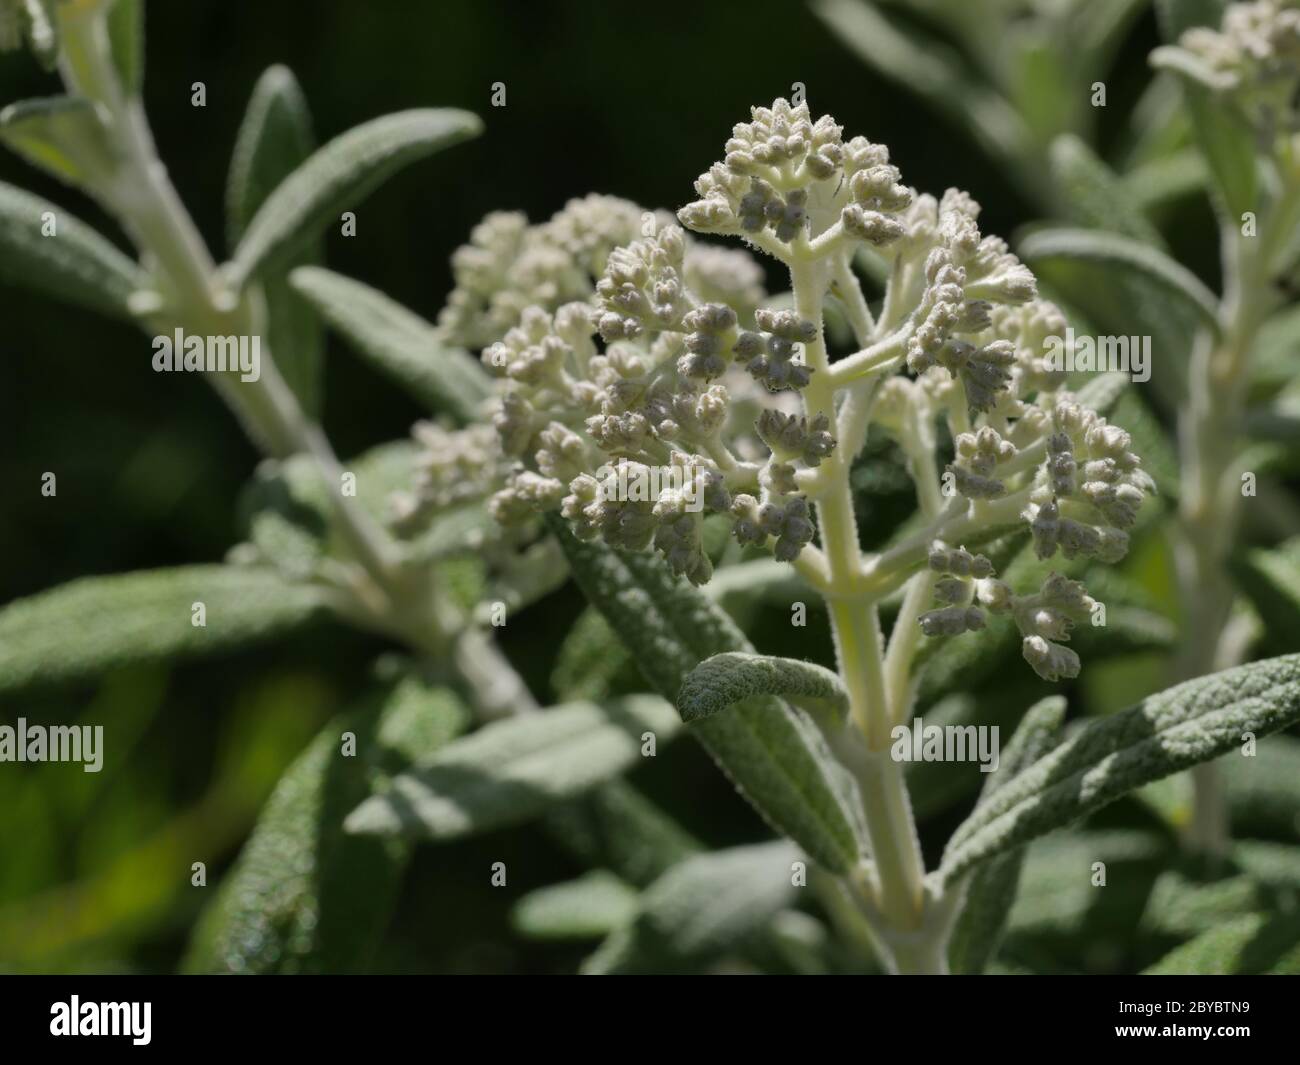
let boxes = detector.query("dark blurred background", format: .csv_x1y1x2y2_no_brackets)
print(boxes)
0,1,1170,972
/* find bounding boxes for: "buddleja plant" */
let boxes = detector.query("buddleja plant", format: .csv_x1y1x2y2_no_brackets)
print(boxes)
376,90,1300,973
4,0,1300,976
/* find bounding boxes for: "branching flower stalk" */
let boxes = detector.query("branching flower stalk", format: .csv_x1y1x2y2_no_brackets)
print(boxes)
454,97,1156,971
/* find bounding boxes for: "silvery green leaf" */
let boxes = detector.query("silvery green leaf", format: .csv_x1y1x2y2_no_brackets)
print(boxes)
551,607,636,702
226,66,314,247
1139,869,1265,939
480,539,570,619
948,696,1065,975
1234,840,1300,890
1005,830,1169,942
678,652,847,726
939,655,1300,886
0,96,117,191
227,108,481,287
106,0,144,96
549,517,869,874
0,181,144,316
1049,134,1164,247
1230,539,1300,652
810,0,1033,195
1120,149,1208,211
344,695,680,840
1073,370,1133,417
511,871,639,941
1143,912,1300,974
704,557,811,614
582,841,800,974
1250,304,1300,393
226,65,324,414
1222,734,1300,840
544,781,701,888
184,674,468,973
238,456,330,581
1020,227,1220,332
0,565,332,696
290,265,491,423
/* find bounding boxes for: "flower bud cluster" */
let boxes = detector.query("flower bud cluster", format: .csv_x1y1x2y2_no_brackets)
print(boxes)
420,96,1152,627
391,420,526,552
918,543,1098,680
439,194,763,351
471,215,829,584
904,191,1038,413
1023,401,1154,565
1172,1,1300,142
679,98,912,255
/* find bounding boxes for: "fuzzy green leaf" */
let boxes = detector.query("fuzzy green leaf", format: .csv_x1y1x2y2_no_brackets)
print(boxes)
1222,734,1300,840
226,65,324,413
1006,830,1170,944
543,781,702,888
704,558,811,615
582,841,800,974
0,180,144,316
948,696,1067,975
940,655,1300,886
1230,539,1300,652
1049,134,1163,246
0,565,332,696
184,673,468,972
1143,912,1300,974
549,516,868,874
1020,227,1220,332
226,66,315,248
512,871,639,941
678,652,847,726
550,607,637,702
0,96,118,192
1139,869,1265,939
106,0,144,96
228,108,481,287
810,0,1030,191
290,265,491,423
344,695,679,840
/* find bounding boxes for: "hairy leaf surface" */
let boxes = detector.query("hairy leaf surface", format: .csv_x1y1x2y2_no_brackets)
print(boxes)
0,565,332,695
940,656,1300,885
344,696,679,840
229,109,481,286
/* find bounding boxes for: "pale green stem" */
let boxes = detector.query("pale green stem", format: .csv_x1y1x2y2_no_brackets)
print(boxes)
883,571,936,727
1172,212,1269,857
791,256,927,941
